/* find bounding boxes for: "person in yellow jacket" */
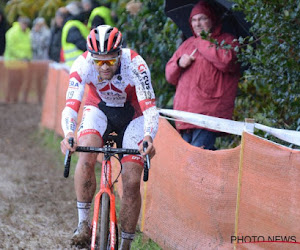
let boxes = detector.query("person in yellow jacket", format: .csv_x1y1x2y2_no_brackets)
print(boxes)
87,6,115,29
81,0,115,29
4,16,32,103
61,2,89,68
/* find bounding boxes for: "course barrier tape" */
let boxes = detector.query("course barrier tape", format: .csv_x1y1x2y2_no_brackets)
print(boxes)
255,123,300,147
159,108,300,147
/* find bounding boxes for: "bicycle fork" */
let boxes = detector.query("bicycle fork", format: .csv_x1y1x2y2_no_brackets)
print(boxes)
91,158,118,250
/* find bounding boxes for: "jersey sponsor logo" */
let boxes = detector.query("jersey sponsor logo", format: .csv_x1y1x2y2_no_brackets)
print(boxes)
121,155,143,166
141,71,150,89
69,80,79,88
78,116,85,131
132,156,142,161
139,99,156,112
138,64,146,73
102,92,126,103
145,127,153,134
65,117,76,132
78,129,101,139
66,99,81,112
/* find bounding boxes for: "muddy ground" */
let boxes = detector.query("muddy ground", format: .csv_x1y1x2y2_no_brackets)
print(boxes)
0,103,82,249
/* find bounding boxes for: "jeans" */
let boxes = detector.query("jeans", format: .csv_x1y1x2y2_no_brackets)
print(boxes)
181,129,217,150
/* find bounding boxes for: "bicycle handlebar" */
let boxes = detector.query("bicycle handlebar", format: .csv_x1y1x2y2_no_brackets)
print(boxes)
63,138,151,182
75,146,140,155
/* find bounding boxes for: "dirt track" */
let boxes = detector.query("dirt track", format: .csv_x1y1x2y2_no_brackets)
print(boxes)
0,103,82,249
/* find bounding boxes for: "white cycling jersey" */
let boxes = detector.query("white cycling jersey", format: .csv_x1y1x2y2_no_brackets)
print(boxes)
61,48,159,142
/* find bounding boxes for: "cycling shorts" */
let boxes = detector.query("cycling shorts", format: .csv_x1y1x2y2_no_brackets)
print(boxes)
77,105,144,166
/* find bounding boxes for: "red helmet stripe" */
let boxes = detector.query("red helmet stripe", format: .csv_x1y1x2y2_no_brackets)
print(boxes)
107,27,118,52
87,36,93,51
113,32,122,49
90,29,98,52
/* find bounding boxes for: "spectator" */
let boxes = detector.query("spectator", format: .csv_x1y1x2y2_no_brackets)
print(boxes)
4,17,32,103
0,9,8,96
82,0,115,29
165,0,240,150
31,17,51,60
22,17,51,104
126,0,142,16
61,1,89,67
81,0,98,25
49,8,67,62
0,9,8,56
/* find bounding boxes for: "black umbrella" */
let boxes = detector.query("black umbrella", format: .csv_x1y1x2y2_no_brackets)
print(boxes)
164,0,251,39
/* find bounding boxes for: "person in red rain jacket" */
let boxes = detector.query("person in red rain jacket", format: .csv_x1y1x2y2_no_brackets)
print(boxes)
165,0,240,150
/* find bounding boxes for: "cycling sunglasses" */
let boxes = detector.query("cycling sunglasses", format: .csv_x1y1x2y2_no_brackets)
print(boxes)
92,56,120,66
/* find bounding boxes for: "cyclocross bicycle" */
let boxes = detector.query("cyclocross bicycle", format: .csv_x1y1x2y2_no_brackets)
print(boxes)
63,134,150,250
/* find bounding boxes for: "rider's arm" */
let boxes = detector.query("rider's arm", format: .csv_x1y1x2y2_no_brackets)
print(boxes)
130,52,159,142
61,54,88,138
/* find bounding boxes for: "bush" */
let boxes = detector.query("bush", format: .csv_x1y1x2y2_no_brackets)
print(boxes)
116,0,179,108
117,0,300,148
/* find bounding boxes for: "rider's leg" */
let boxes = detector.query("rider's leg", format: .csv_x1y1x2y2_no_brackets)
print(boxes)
71,133,102,246
71,105,107,245
74,133,103,222
190,128,217,150
119,116,145,249
74,105,107,210
119,160,143,250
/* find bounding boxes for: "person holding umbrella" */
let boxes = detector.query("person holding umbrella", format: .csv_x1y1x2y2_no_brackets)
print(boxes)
165,0,240,150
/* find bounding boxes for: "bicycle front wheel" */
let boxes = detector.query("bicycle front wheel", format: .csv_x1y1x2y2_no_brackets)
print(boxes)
99,193,110,249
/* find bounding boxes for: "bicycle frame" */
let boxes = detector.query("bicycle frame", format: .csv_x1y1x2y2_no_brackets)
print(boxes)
63,137,150,249
91,153,117,250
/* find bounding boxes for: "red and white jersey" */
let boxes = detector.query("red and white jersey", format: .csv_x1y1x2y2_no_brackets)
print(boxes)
61,48,159,140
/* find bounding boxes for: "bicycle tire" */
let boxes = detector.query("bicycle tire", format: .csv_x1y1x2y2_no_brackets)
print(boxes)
99,193,110,250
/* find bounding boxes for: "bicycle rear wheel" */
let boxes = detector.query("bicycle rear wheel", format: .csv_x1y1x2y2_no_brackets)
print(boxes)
99,193,110,249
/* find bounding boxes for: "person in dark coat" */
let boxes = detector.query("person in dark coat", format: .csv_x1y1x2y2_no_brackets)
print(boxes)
81,0,98,25
0,9,8,56
49,9,67,62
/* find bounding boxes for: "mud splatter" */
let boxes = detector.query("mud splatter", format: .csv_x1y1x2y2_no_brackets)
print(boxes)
0,103,87,249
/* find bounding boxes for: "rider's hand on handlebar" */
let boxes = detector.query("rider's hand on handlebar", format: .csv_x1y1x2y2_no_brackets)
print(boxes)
139,135,155,160
60,132,77,155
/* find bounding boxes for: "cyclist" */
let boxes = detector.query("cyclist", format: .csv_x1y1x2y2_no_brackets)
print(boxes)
60,25,159,249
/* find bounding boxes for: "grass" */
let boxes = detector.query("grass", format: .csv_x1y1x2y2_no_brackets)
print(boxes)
131,231,162,250
37,128,162,250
